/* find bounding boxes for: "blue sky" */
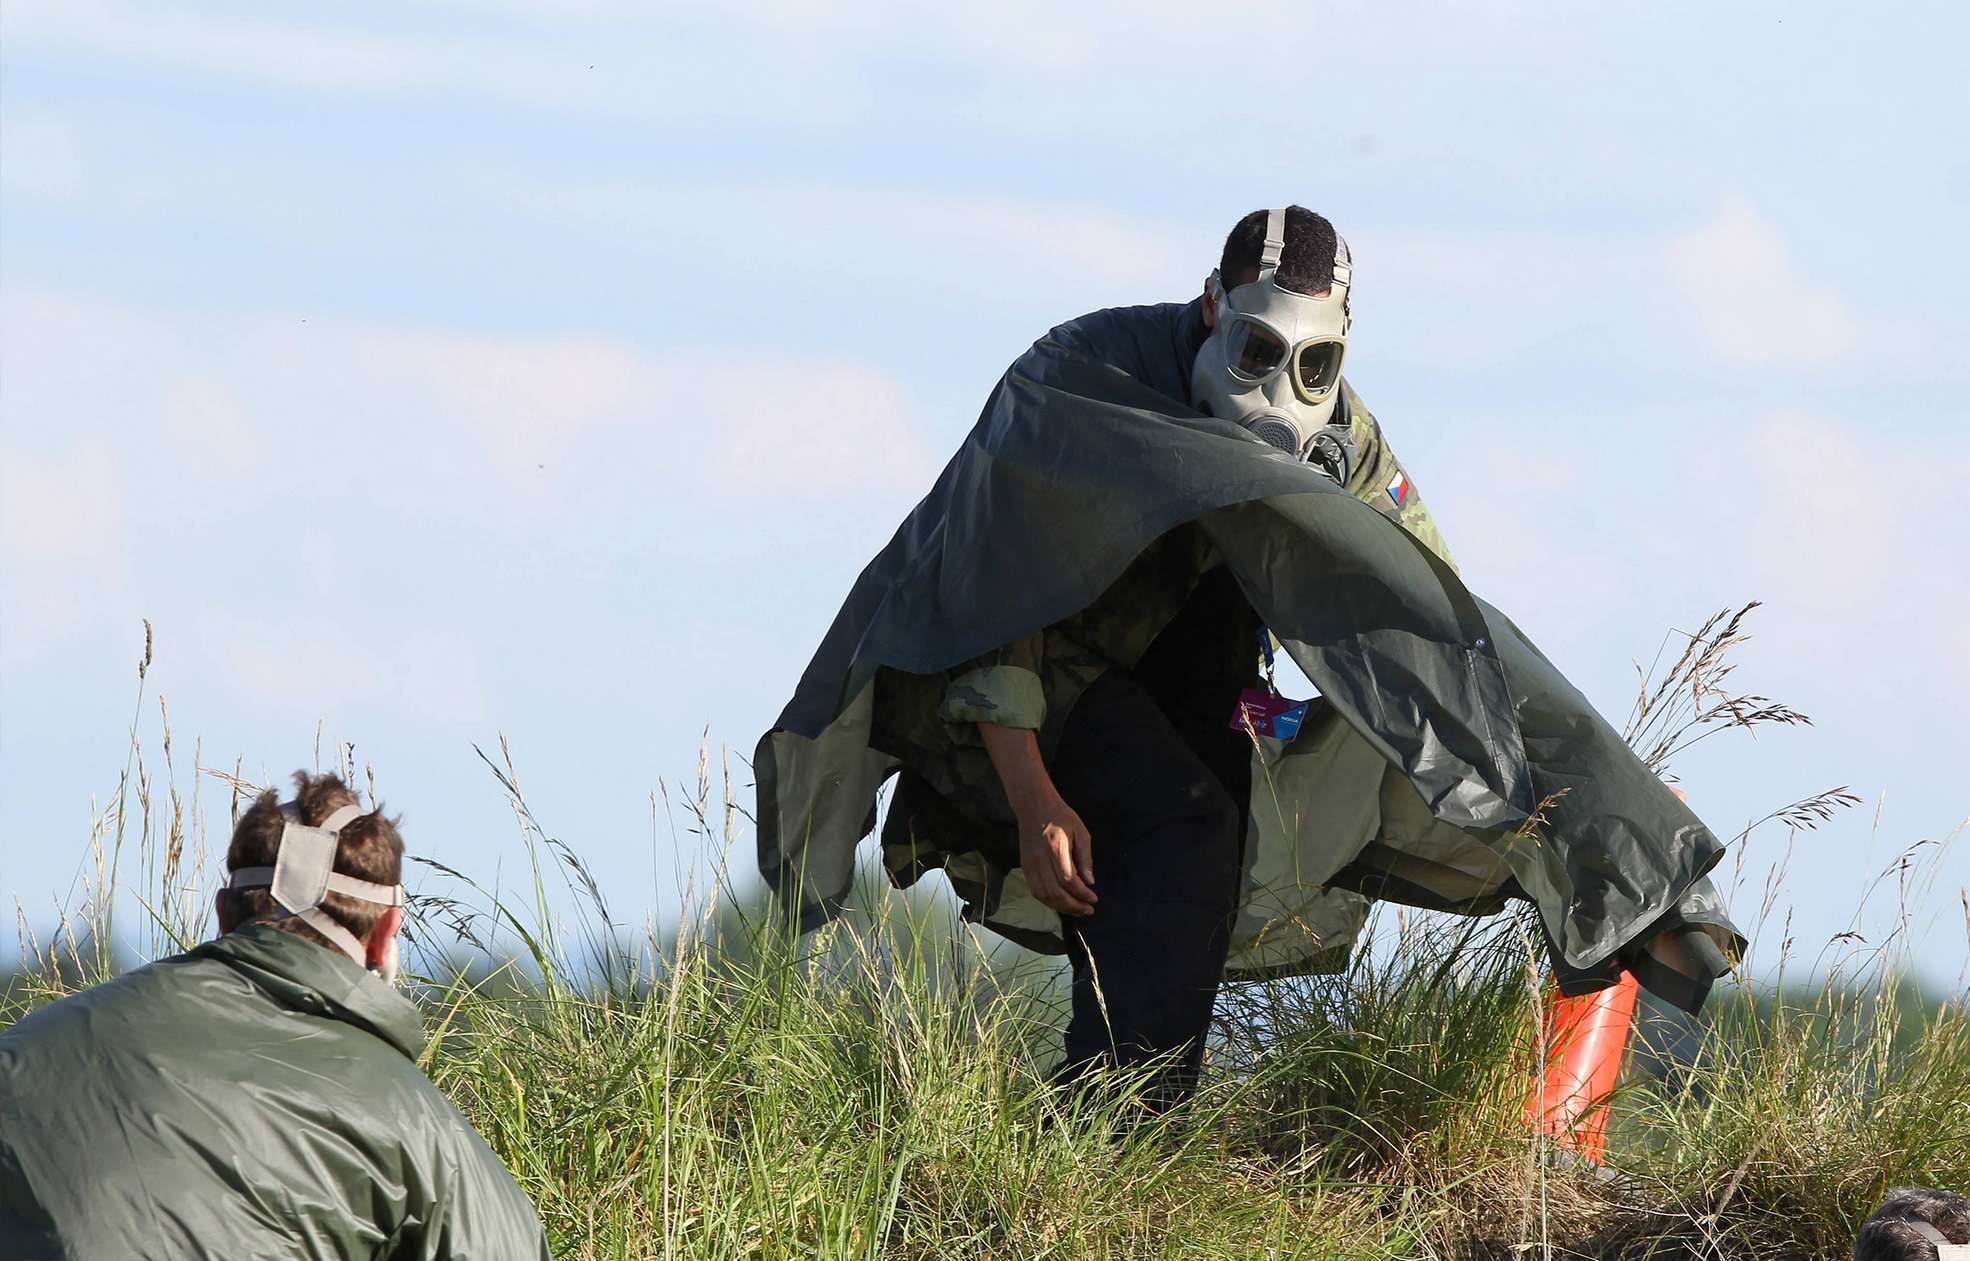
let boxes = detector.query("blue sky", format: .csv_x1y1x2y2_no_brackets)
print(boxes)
3,2,1966,987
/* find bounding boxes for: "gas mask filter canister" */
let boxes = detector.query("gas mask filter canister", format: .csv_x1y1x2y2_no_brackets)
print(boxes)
228,801,406,982
1191,207,1355,475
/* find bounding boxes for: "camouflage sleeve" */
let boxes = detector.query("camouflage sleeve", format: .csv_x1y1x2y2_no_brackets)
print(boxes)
939,631,1046,729
1342,385,1457,572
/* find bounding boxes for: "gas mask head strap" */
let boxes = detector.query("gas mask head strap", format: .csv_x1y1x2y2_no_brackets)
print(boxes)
228,801,404,966
1214,209,1352,307
1907,1220,1970,1260
1208,207,1290,305
1256,207,1287,284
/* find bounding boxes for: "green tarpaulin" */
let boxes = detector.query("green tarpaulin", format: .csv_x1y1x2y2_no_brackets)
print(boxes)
756,304,1741,1011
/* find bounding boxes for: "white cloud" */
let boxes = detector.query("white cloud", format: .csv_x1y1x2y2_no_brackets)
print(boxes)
158,374,264,478
6,3,530,98
1349,226,1655,370
707,360,937,496
1666,195,1857,368
2,0,1603,135
0,441,134,663
412,0,1604,76
515,180,1197,304
1357,198,1969,392
0,288,934,690
194,606,493,726
0,110,84,199
1346,194,1962,391
1424,398,1970,723
0,286,929,498
327,326,658,493
0,0,849,127
1725,409,1970,695
1411,443,1618,611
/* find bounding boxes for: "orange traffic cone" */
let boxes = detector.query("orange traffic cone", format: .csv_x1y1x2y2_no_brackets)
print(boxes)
1522,970,1639,1163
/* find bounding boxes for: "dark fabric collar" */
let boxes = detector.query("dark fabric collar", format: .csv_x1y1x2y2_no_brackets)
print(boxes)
193,923,424,1060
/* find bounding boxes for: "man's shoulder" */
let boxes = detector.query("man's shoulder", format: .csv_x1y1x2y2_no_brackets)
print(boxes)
1043,301,1189,354
1,950,236,1051
1033,300,1202,404
0,943,412,1086
1334,383,1457,569
0,955,450,1166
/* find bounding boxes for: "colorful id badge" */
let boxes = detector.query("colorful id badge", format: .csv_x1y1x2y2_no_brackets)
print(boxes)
1229,688,1309,741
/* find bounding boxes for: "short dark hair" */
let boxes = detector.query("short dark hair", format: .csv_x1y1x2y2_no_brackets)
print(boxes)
1855,1187,1970,1260
1218,205,1341,296
219,772,404,951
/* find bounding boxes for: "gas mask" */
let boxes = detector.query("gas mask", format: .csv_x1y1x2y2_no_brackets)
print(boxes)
1190,208,1355,482
228,801,406,984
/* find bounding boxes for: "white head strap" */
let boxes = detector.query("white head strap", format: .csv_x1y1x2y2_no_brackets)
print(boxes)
228,801,404,966
1231,208,1351,311
1256,207,1287,281
1908,1220,1970,1260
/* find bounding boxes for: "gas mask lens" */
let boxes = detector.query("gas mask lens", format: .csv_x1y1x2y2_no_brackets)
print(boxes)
1293,339,1344,403
1225,318,1288,380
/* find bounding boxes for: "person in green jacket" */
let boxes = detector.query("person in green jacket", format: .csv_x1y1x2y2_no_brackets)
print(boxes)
881,206,1454,1107
0,772,551,1260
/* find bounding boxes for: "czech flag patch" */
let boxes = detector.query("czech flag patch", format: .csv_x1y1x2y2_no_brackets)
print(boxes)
1385,470,1409,507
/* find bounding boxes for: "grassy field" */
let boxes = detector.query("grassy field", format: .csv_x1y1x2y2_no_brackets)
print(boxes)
6,618,1967,1259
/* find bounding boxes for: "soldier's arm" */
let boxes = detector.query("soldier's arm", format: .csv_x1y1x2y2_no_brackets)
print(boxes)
1341,385,1456,572
977,720,1096,916
938,632,1099,916
938,631,1046,730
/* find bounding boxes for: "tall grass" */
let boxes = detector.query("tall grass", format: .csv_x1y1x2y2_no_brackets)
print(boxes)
6,617,1967,1259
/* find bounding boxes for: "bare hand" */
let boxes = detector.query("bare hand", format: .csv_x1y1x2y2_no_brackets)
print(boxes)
1015,790,1097,917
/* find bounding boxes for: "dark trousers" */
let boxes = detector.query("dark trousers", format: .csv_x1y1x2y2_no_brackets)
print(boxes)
1048,668,1244,1109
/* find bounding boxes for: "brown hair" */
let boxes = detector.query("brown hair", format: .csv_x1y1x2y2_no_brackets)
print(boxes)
220,771,404,950
1219,205,1342,296
1855,1187,1970,1260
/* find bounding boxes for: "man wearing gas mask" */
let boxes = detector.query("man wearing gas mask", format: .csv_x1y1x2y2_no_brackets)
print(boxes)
0,773,551,1259
756,205,1740,1111
942,207,1456,1105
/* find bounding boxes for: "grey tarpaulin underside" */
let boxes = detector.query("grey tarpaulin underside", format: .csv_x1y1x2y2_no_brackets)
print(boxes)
756,331,1743,1011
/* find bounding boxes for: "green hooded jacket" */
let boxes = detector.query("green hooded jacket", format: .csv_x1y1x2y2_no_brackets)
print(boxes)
0,924,550,1260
